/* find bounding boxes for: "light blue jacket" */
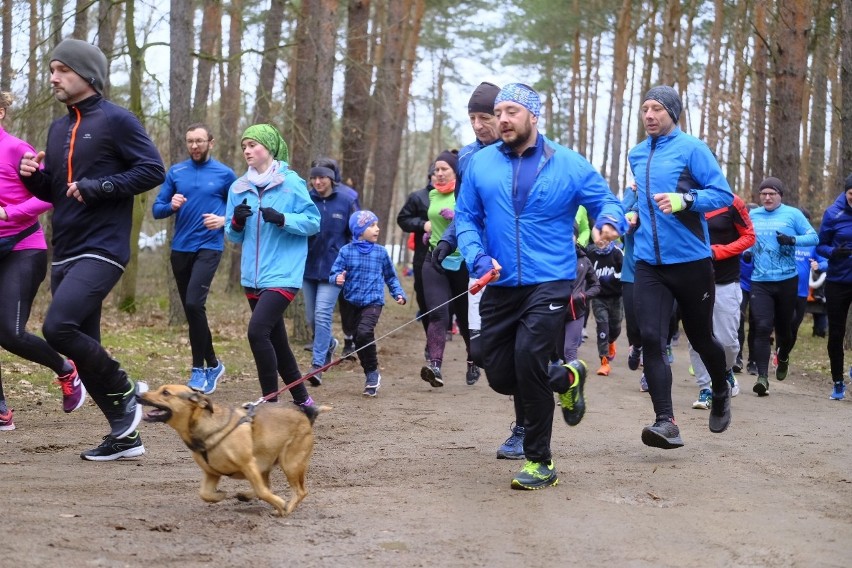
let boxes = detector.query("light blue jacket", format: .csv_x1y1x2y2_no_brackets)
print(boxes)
225,162,320,289
455,134,625,286
628,127,734,265
749,204,817,282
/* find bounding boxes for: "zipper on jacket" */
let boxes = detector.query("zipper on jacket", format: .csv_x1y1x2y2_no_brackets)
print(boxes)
66,106,82,183
254,188,263,288
645,137,662,265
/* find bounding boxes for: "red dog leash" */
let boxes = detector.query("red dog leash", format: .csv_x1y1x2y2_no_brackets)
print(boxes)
247,269,499,406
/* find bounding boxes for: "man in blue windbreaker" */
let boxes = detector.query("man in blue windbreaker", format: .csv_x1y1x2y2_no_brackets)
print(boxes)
153,123,236,395
627,86,734,450
455,83,625,491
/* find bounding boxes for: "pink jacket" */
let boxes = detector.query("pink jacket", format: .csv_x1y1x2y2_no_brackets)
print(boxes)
0,126,50,249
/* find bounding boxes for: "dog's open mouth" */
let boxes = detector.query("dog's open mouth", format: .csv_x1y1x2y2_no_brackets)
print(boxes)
139,400,172,423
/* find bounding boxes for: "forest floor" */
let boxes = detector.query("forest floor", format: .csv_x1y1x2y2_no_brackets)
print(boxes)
1,259,850,567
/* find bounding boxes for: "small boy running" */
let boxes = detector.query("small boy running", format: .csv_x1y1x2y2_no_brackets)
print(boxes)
586,237,624,375
330,211,406,396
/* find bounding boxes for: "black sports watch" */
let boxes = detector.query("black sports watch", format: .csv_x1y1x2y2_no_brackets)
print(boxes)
101,180,115,193
682,192,695,209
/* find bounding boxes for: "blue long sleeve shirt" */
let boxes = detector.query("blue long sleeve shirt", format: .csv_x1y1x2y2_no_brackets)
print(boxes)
749,204,818,282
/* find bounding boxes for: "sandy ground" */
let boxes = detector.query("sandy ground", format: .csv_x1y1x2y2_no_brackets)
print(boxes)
2,305,851,568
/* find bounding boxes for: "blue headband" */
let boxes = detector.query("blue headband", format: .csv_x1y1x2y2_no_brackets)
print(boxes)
494,83,541,118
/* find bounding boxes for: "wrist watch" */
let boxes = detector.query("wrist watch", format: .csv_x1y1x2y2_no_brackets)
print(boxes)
682,192,695,209
101,180,115,193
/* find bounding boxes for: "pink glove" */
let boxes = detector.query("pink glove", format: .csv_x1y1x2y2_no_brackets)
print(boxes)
440,208,455,221
422,231,431,245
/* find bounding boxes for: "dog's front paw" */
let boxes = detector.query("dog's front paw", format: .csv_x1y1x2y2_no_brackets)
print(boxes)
199,489,227,503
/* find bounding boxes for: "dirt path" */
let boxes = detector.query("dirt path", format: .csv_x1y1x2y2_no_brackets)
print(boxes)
2,310,851,568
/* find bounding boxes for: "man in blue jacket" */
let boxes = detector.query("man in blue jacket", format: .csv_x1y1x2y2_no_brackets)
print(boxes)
456,83,625,490
627,86,734,449
19,38,165,461
153,123,236,395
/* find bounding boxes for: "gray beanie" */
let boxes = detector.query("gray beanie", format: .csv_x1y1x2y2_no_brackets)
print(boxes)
51,39,108,94
644,85,682,123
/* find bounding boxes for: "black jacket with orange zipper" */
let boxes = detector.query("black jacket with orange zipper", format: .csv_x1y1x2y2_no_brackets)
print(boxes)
21,94,165,267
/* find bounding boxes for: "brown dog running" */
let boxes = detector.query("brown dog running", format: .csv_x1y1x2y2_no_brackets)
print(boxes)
138,384,325,516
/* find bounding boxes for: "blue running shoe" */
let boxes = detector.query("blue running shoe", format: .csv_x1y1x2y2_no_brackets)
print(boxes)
204,360,225,395
325,337,339,365
666,344,674,364
830,381,846,400
188,367,206,392
363,370,381,397
496,424,525,460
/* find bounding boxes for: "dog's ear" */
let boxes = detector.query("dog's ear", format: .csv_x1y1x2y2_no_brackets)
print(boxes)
187,392,214,413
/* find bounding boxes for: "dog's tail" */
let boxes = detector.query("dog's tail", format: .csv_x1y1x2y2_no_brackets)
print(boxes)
299,404,332,425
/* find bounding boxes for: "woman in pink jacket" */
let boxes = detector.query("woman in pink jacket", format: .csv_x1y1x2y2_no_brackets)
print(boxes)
0,92,82,431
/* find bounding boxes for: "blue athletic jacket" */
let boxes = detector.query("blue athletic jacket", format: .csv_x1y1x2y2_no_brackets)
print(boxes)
628,127,733,265
152,158,236,252
455,134,625,286
225,162,320,289
749,204,817,282
817,192,852,284
21,94,165,266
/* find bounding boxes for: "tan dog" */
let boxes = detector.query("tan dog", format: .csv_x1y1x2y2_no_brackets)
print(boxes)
138,384,325,516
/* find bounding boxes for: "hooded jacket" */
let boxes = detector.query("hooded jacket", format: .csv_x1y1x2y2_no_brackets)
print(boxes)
225,162,320,289
817,192,852,284
304,186,359,281
627,126,733,265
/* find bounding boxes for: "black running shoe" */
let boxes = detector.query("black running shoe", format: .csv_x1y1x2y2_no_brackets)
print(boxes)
641,418,684,449
420,363,443,387
776,356,789,381
709,383,731,433
627,346,642,371
80,431,145,461
732,356,743,374
753,375,769,396
106,379,148,439
557,360,587,426
342,338,356,360
465,362,480,385
746,361,758,375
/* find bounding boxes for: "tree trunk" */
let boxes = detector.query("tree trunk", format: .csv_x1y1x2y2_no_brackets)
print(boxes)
841,0,852,178
658,0,679,86
725,0,750,194
253,0,286,124
96,0,120,99
607,0,631,192
806,0,831,213
72,0,88,38
192,0,221,123
701,0,724,151
1,0,11,92
115,0,147,313
767,0,812,206
289,0,339,177
749,0,769,202
165,0,193,326
222,0,243,292
340,0,372,191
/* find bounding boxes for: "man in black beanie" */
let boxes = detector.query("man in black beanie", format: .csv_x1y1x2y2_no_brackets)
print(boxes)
19,37,165,461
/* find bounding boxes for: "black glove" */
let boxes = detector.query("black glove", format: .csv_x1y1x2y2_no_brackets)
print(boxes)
75,178,105,204
776,231,796,246
742,250,753,263
431,239,454,274
232,198,253,231
832,245,852,258
259,207,285,226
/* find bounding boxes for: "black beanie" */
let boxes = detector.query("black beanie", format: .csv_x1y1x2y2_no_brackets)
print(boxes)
759,177,785,196
434,150,459,179
468,82,501,115
644,85,682,123
845,174,852,190
51,39,108,94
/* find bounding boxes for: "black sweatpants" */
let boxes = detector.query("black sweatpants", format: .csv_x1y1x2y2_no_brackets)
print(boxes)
44,257,132,415
352,304,382,374
171,249,222,368
634,259,727,421
246,289,309,404
0,250,66,401
825,280,852,381
479,280,571,463
750,277,797,376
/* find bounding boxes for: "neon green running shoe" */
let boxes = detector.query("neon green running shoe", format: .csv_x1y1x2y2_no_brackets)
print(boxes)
557,360,587,426
511,459,558,490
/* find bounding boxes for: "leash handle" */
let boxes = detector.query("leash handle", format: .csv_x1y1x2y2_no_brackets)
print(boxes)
469,269,498,295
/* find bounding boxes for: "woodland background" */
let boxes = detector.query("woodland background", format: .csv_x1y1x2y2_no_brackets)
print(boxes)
0,0,850,320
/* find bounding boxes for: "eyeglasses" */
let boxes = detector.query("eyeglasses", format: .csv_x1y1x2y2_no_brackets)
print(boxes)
186,139,211,146
759,192,779,197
